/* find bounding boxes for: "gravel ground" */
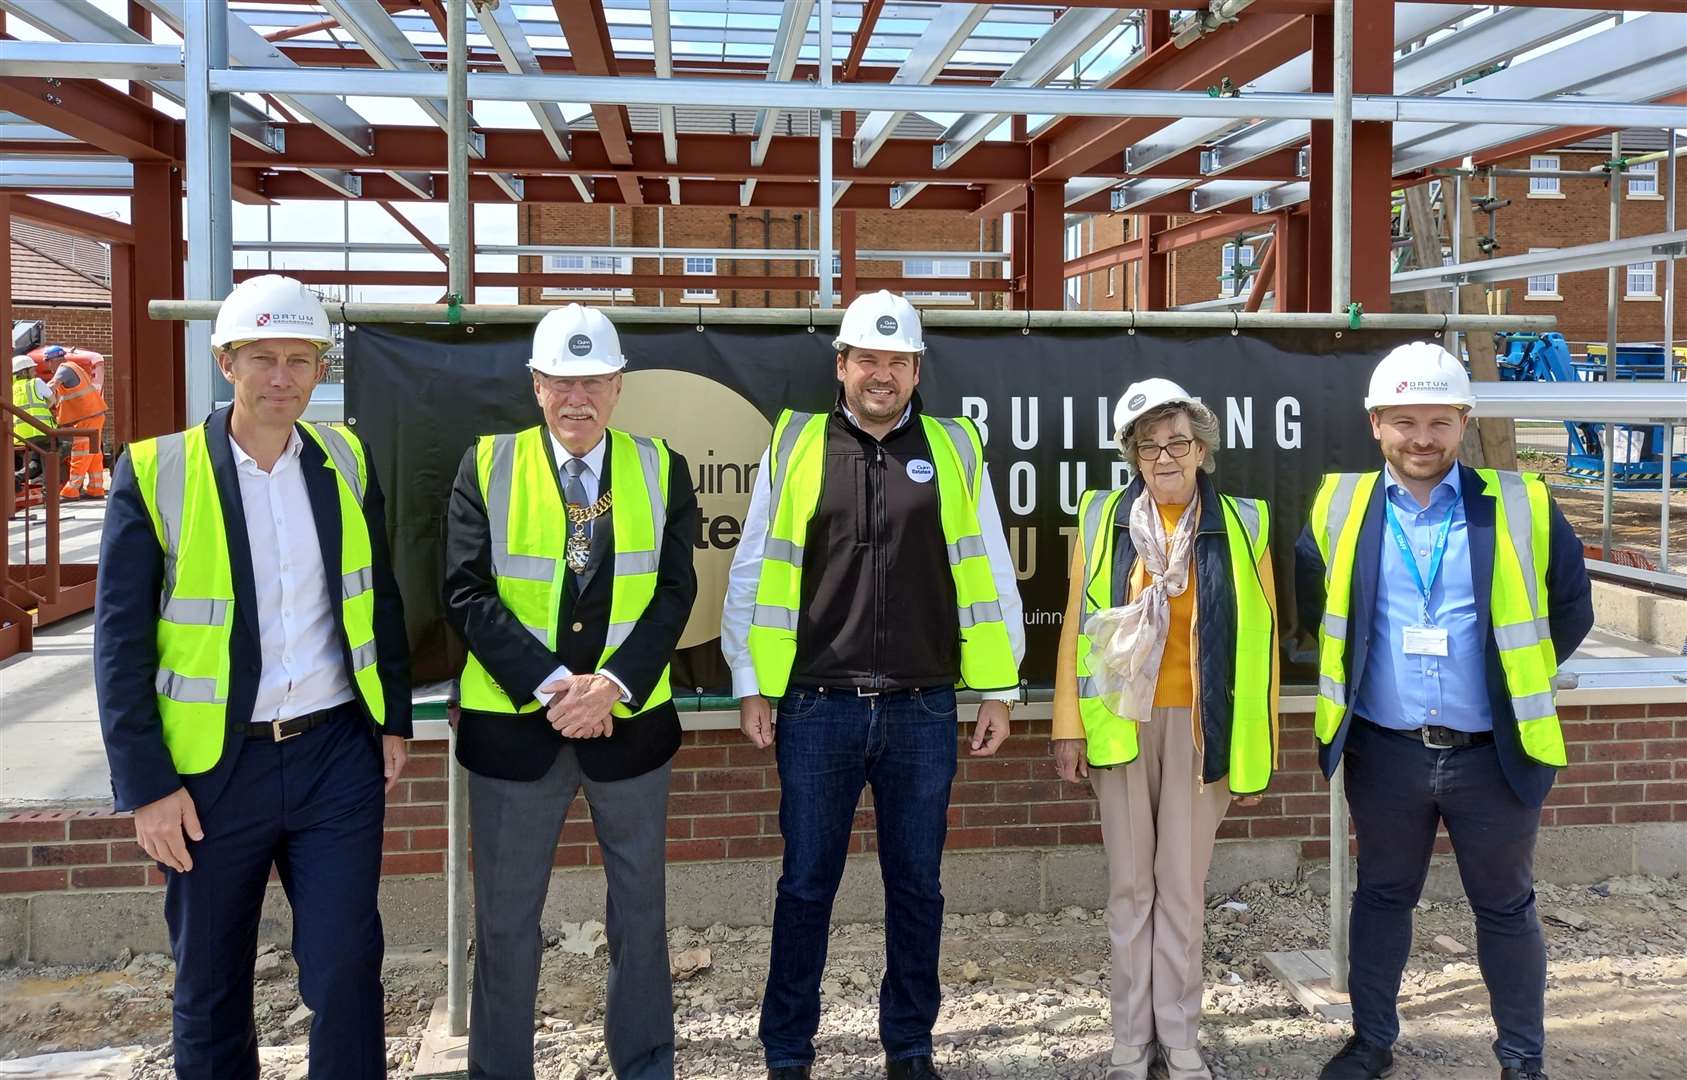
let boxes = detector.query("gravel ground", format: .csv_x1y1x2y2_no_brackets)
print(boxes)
2,874,1684,1079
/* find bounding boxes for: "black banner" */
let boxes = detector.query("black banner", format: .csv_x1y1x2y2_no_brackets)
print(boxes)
347,321,1417,689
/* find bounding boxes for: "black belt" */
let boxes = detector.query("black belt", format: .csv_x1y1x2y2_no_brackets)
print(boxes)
790,685,945,700
246,706,341,742
1361,717,1493,749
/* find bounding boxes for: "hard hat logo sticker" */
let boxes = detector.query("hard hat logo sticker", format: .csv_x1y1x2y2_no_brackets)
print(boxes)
906,460,935,484
1127,393,1147,410
256,313,272,327
568,334,594,357
875,315,899,336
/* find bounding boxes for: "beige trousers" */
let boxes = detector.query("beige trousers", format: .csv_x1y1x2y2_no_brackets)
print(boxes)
1089,706,1231,1054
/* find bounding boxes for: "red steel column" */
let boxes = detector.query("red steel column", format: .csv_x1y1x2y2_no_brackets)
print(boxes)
1307,12,1333,311
1349,0,1395,312
1026,179,1064,310
1274,210,1311,312
129,161,185,437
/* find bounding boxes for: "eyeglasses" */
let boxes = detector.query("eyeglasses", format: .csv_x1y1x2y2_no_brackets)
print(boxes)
1135,438,1195,462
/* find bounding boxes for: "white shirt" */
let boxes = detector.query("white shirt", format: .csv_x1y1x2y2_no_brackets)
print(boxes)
534,432,631,707
722,407,1025,701
230,429,355,723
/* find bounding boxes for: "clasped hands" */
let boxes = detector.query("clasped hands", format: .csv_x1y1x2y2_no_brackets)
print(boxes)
539,672,621,738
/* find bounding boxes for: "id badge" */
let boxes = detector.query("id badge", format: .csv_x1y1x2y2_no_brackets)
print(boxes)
1402,625,1450,657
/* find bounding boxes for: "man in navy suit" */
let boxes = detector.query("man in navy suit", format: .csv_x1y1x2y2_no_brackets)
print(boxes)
95,275,411,1079
1297,342,1593,1080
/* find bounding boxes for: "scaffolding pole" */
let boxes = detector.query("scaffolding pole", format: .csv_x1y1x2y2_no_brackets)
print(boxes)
1664,126,1678,573
447,0,470,302
818,0,834,310
1604,133,1621,561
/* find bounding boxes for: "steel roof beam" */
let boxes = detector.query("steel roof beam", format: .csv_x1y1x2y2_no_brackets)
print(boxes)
0,0,280,151
138,0,373,156
0,40,183,81
1394,229,1687,293
743,0,813,204
649,0,678,204
1204,4,1619,178
553,0,641,205
475,0,589,202
854,4,989,169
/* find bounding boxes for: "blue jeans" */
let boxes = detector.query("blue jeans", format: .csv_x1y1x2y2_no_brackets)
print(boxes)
1343,719,1547,1072
758,686,959,1069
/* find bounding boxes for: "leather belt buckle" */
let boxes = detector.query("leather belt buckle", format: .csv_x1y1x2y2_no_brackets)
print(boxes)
1419,725,1457,750
853,687,880,698
273,717,303,742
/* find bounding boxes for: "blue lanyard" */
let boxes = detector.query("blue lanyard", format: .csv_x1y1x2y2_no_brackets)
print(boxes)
1383,495,1457,625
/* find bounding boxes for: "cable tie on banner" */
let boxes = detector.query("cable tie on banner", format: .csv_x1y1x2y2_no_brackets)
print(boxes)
695,305,705,333
1438,313,1450,339
444,294,463,325
1346,302,1364,331
1231,310,1241,336
806,306,815,334
1126,308,1136,335
1022,308,1032,336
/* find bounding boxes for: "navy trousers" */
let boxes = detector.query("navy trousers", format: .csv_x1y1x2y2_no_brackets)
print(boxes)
164,705,388,1080
1343,718,1547,1073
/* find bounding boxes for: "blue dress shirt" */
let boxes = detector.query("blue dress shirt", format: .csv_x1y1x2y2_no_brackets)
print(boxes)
1353,464,1494,732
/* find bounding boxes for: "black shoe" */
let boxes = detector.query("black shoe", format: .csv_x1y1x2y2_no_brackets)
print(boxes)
887,1055,943,1080
1319,1035,1394,1079
768,1068,811,1080
1500,1070,1547,1080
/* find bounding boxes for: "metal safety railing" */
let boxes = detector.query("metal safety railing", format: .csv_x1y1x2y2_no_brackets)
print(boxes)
2,401,101,660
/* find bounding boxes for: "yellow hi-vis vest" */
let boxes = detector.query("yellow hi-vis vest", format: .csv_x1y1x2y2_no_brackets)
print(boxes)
746,409,1020,699
12,377,53,444
1073,487,1275,789
1309,468,1566,767
128,422,386,775
457,426,673,717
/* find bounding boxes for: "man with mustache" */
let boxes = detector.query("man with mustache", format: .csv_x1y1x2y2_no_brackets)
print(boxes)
723,290,1024,1080
1296,342,1592,1080
444,303,699,1079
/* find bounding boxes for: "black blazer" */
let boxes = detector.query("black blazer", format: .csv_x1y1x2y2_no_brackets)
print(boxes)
1295,463,1593,808
94,407,413,815
443,430,699,783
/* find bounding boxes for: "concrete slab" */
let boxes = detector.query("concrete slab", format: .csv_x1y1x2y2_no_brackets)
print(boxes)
412,997,470,1080
1591,580,1687,651
831,854,889,924
1534,825,1642,883
1634,822,1687,876
1042,846,1110,911
27,889,169,964
666,859,774,927
0,611,109,808
941,849,1044,915
1208,839,1299,898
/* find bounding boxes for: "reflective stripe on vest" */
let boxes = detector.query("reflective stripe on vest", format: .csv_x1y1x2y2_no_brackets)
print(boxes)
746,409,1019,698
1309,469,1566,766
12,379,54,443
130,422,385,776
457,426,672,717
1073,488,1275,789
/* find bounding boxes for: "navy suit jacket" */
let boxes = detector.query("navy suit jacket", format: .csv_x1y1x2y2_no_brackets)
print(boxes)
95,407,413,815
1295,463,1594,808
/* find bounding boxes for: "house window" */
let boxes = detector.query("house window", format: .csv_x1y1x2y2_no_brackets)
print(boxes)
683,255,716,300
1628,160,1659,198
543,253,632,297
1626,261,1658,298
1221,242,1256,297
1106,265,1117,297
1525,249,1559,299
904,257,970,300
1528,156,1560,197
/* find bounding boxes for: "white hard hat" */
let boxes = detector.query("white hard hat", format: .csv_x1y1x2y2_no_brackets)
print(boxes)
530,304,626,377
1113,377,1206,442
211,275,333,352
12,355,36,375
1364,341,1474,412
833,290,924,354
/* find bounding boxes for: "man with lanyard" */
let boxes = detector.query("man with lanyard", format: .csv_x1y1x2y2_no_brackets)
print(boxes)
443,303,699,1079
723,290,1024,1080
95,275,412,1078
1297,342,1593,1080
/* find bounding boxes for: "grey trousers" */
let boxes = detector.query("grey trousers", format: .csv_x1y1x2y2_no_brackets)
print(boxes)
1090,706,1231,1056
467,746,675,1080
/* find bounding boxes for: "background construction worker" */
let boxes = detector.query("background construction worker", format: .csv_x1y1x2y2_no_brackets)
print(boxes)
94,275,413,1080
1051,378,1279,1080
443,303,699,1080
45,343,108,499
1296,342,1593,1080
12,353,59,485
722,290,1025,1080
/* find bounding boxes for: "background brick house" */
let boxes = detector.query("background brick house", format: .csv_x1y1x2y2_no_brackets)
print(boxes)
10,221,114,357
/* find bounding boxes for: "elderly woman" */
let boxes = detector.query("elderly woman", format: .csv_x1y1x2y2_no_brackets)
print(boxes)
1051,378,1280,1080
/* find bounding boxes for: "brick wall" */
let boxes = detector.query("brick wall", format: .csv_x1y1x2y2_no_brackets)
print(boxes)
517,205,1003,310
4,702,1684,897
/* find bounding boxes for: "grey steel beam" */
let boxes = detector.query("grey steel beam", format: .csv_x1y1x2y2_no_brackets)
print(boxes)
385,172,435,200
1191,180,1283,213
0,0,280,151
854,4,989,169
209,68,1687,129
185,0,233,425
1470,382,1687,424
1252,183,1310,213
745,0,815,205
1126,3,1473,177
139,0,374,156
317,0,454,132
0,158,132,189
1109,179,1189,213
300,168,363,198
1205,5,1622,178
472,0,578,170
0,40,182,81
649,0,678,205
1391,230,1687,293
